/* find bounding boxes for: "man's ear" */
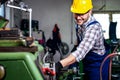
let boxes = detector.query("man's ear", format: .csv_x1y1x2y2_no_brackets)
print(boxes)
89,9,92,15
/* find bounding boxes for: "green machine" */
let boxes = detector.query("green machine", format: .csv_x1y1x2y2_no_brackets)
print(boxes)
0,15,45,80
0,40,45,80
0,21,45,80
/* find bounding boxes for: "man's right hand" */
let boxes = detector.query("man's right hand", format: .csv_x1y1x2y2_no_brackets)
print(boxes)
55,61,63,74
55,62,63,79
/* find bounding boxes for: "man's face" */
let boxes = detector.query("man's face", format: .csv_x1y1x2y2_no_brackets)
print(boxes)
74,10,92,25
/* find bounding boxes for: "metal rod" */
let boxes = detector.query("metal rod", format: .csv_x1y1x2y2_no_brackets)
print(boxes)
7,4,27,11
29,8,32,37
7,4,32,37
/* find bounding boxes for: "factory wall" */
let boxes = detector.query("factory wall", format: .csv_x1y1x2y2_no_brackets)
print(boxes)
23,0,74,51
93,0,120,11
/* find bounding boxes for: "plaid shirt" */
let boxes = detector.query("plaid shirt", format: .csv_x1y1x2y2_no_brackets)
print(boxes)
72,16,105,62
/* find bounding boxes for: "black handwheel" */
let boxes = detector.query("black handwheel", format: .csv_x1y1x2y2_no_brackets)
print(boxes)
60,42,69,55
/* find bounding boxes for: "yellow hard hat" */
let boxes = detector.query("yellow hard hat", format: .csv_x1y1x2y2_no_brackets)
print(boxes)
71,0,93,14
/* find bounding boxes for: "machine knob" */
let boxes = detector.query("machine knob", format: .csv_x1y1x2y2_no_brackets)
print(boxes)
0,65,5,79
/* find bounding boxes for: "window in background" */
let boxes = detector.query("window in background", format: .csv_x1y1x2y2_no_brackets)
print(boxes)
93,14,110,39
0,5,4,17
112,14,120,39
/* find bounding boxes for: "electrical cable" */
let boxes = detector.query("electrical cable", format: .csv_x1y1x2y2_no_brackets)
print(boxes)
100,53,116,80
100,45,119,80
109,45,119,80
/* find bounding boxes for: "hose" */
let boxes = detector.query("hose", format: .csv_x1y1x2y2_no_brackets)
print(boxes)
100,53,117,80
100,45,119,80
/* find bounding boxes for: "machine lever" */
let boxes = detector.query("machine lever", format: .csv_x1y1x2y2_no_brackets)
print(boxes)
42,68,56,76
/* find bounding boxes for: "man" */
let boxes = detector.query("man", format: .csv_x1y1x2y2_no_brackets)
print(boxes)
56,0,110,80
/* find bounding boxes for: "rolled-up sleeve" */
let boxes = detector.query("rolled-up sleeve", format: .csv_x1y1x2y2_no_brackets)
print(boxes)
72,25,99,62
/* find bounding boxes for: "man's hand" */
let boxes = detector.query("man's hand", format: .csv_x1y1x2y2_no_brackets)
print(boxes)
55,62,63,79
55,61,63,74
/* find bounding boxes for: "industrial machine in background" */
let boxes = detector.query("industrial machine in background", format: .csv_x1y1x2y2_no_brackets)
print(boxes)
107,21,120,80
0,0,53,80
0,16,46,80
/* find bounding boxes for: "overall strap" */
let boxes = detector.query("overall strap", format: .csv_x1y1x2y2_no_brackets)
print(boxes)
75,21,99,44
87,21,110,50
75,24,81,43
87,21,99,27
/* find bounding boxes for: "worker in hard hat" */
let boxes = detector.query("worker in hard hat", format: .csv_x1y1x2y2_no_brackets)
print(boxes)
55,0,110,80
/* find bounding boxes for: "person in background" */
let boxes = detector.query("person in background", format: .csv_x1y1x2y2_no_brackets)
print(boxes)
55,0,110,80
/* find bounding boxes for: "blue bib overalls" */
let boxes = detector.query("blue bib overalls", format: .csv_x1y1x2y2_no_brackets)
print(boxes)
77,21,110,80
